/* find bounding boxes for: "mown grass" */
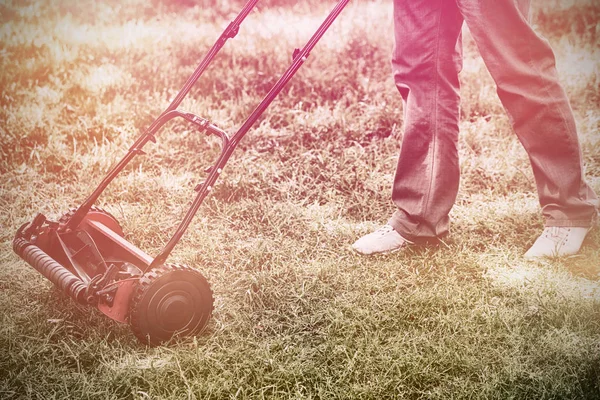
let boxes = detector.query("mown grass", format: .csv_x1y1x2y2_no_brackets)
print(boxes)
1,0,599,398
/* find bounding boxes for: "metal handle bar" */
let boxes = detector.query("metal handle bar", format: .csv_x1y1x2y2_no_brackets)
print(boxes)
65,0,352,269
66,0,260,230
151,0,351,268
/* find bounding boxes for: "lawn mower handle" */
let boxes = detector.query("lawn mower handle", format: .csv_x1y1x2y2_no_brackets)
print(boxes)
66,0,351,270
66,0,260,232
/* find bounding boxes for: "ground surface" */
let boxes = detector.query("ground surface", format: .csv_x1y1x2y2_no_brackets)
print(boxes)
1,0,599,398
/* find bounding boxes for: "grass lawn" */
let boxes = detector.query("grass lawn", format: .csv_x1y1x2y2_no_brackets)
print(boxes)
1,0,599,398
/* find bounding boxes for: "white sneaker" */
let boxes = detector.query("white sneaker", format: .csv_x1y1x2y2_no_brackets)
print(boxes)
524,226,591,259
352,224,412,255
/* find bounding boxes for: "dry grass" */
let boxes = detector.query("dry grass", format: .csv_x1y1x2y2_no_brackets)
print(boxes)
1,0,599,399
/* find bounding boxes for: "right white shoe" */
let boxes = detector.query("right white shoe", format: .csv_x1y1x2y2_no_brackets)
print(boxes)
352,224,412,255
524,226,591,259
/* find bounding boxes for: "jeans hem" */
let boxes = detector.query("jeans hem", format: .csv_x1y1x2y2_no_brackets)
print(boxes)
387,216,448,244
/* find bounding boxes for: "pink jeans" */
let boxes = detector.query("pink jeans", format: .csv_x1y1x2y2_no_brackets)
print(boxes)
388,0,598,241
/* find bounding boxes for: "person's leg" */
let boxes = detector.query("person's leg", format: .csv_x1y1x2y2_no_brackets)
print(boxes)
387,0,465,241
352,0,464,254
456,0,598,256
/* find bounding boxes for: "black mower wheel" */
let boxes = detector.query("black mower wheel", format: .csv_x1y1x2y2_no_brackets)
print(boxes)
129,263,214,346
59,206,124,237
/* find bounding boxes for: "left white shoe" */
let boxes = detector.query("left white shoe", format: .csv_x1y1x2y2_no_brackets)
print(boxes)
352,224,412,255
524,226,591,259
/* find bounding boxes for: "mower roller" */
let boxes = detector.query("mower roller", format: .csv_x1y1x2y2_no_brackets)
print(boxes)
13,0,351,345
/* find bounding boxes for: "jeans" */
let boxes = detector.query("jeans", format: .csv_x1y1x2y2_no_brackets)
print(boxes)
388,0,598,241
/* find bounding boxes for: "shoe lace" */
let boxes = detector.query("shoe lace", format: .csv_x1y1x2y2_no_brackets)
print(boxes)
375,225,396,236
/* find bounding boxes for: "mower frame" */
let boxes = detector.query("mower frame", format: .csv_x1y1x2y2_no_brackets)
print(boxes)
13,0,351,345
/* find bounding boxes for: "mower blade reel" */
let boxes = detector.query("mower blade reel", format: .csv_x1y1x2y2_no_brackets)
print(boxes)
13,237,87,304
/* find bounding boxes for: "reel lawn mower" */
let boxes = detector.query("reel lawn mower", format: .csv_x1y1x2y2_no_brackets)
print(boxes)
13,0,351,346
